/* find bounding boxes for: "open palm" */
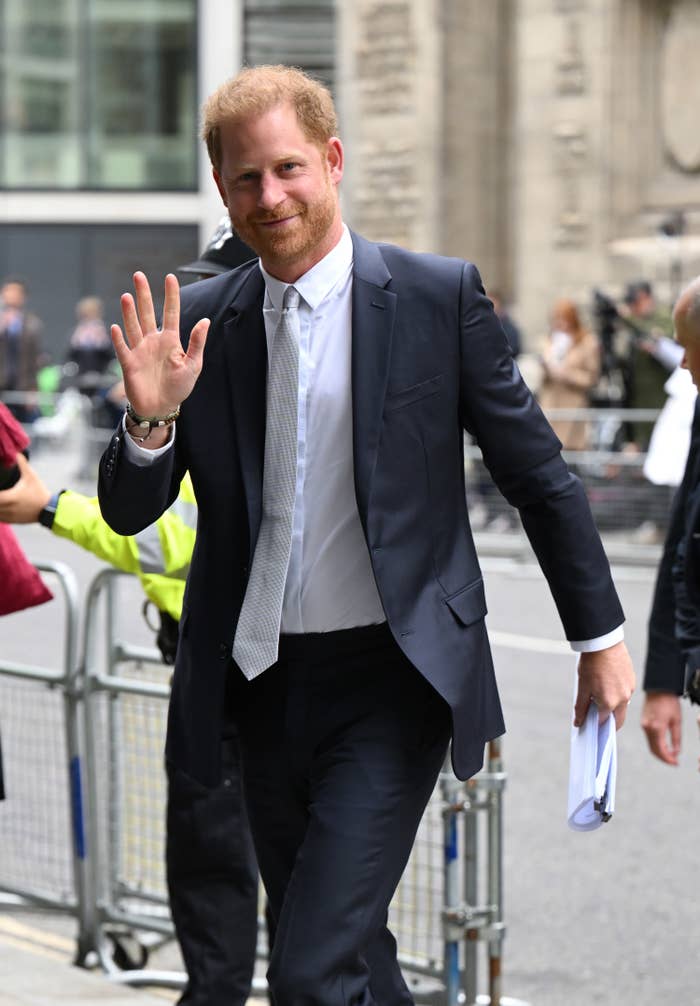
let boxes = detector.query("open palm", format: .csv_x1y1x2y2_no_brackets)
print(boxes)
111,271,210,418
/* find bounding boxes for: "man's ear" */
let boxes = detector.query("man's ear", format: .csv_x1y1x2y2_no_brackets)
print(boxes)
326,137,344,184
213,169,227,206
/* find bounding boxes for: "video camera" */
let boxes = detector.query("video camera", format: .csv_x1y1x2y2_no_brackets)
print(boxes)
589,288,643,411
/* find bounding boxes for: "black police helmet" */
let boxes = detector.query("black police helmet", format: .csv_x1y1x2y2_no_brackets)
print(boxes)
178,217,256,278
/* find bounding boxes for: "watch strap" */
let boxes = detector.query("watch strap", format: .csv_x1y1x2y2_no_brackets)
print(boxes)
38,490,65,529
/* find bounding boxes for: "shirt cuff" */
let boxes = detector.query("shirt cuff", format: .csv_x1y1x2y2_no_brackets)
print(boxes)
121,414,175,466
569,625,625,653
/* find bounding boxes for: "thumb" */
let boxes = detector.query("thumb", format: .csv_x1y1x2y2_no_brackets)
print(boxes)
186,318,210,369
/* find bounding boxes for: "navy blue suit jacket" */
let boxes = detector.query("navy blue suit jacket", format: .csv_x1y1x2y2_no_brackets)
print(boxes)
99,232,624,786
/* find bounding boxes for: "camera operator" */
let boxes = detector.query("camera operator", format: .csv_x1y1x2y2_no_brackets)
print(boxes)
619,281,676,448
592,281,678,449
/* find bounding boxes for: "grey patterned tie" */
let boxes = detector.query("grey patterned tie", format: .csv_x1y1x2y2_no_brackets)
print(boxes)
233,285,300,679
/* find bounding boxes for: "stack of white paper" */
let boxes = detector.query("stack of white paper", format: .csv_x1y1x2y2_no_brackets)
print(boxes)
567,696,617,831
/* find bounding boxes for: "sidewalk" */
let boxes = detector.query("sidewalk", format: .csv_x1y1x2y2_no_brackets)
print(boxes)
0,913,268,1006
0,940,172,1006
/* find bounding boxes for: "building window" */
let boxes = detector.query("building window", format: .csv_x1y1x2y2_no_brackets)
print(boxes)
244,0,336,93
0,0,197,190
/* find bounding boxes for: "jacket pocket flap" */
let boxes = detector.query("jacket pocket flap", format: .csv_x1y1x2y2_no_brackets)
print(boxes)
444,578,487,627
385,373,443,412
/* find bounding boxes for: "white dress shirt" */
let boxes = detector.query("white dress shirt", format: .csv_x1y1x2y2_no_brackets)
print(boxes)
122,226,622,648
259,226,385,631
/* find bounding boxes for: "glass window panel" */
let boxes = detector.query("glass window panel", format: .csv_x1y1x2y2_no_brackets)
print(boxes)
0,0,197,190
0,0,82,187
86,0,197,189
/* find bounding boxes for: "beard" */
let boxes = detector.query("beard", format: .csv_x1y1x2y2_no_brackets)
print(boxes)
229,180,338,271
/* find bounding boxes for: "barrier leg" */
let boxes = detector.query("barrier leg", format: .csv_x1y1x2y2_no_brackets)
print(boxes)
463,799,479,1005
442,773,462,1005
487,739,504,1006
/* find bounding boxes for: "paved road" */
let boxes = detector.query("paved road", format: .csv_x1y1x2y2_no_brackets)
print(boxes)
1,442,699,1005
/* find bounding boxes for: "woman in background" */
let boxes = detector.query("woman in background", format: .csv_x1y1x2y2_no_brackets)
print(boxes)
538,297,601,451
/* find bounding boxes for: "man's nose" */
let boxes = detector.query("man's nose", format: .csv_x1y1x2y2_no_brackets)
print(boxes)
257,173,285,211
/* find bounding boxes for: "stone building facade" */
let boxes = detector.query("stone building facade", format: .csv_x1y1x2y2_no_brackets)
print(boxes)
338,0,700,345
4,0,700,353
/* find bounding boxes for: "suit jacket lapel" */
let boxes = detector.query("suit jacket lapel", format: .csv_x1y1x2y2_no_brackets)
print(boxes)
222,268,267,559
350,232,396,526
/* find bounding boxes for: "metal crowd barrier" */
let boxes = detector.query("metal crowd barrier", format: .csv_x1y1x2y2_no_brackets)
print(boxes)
76,567,521,1005
466,406,673,544
0,561,90,956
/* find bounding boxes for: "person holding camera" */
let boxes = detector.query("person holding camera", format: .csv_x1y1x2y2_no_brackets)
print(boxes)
642,275,700,770
620,280,676,449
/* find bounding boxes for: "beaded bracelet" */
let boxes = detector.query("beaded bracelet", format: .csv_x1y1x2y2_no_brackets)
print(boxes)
125,402,180,442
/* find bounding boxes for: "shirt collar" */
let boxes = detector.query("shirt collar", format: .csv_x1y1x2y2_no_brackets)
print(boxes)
259,225,353,313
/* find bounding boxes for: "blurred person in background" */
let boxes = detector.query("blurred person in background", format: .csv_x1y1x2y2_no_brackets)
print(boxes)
537,297,601,452
0,454,262,1005
620,279,675,450
642,274,700,771
66,296,114,389
0,221,262,1005
98,64,634,1005
0,277,42,423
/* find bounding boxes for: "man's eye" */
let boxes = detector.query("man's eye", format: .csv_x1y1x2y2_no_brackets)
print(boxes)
280,162,298,172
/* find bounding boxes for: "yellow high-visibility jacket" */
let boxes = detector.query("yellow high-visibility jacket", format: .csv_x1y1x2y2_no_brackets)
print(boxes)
52,473,196,620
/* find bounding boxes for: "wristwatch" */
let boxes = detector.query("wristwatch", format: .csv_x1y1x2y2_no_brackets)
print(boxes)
38,490,65,529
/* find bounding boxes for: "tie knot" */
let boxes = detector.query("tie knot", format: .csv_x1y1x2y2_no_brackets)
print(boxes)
283,286,300,310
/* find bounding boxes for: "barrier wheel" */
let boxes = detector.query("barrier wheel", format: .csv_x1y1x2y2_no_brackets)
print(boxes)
107,932,150,971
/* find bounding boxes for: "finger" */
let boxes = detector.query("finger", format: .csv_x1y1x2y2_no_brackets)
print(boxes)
120,294,143,347
162,273,181,333
133,271,158,336
573,686,591,728
670,717,682,758
186,318,211,368
642,720,678,765
110,323,131,366
611,698,627,730
653,729,678,765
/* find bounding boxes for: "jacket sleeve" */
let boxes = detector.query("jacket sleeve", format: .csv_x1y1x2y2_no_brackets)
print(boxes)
457,263,624,641
643,520,686,693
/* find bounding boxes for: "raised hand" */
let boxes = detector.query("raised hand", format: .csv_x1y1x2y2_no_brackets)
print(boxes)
111,272,210,418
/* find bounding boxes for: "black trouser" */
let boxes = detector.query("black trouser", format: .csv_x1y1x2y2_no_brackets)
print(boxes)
230,623,451,1006
166,725,261,1006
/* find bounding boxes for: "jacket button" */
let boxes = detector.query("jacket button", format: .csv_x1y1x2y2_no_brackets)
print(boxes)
218,643,230,660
